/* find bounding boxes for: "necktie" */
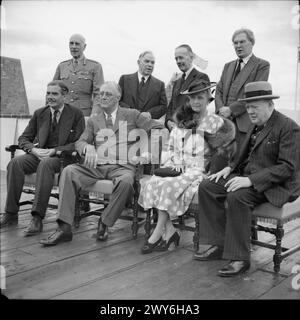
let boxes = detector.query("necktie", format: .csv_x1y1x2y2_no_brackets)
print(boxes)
106,113,113,128
73,59,78,69
180,72,186,89
232,59,243,81
140,76,145,87
51,110,59,132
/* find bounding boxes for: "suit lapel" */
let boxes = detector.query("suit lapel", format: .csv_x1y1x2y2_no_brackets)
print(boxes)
130,73,139,106
234,55,258,92
234,124,255,166
142,76,155,108
223,61,236,99
58,105,73,145
113,107,127,133
251,110,278,152
97,110,108,131
38,108,51,147
181,68,198,92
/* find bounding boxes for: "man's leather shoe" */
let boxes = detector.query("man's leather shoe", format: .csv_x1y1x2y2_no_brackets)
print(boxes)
218,260,250,277
0,213,18,228
40,229,73,246
193,245,223,261
24,216,43,236
96,219,108,241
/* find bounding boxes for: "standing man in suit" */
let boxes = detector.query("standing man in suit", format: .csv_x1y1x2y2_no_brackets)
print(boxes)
165,44,210,130
40,81,164,246
215,28,270,149
0,80,85,235
118,51,167,120
53,34,104,116
194,81,300,277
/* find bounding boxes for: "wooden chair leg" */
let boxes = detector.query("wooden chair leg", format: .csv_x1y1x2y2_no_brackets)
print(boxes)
132,196,139,240
273,222,284,273
251,218,258,241
74,192,81,228
193,212,200,252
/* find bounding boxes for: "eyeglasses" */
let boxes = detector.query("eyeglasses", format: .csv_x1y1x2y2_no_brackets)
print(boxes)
100,91,114,98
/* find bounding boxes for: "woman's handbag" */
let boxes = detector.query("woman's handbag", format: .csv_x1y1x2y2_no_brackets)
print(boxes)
153,167,182,177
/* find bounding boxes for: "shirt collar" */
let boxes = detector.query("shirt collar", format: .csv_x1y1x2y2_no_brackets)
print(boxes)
104,106,118,124
240,52,253,65
73,55,86,65
138,72,150,83
50,105,64,116
184,66,194,78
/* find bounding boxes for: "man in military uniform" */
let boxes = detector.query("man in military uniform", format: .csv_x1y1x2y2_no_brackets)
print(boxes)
53,34,104,116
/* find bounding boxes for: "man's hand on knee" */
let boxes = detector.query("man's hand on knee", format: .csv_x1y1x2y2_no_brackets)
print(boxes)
225,176,252,192
83,144,98,169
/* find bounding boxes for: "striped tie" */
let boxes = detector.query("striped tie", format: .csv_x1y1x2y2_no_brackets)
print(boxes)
106,113,113,128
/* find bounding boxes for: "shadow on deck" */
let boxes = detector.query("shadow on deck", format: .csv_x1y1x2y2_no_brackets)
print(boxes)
1,170,300,300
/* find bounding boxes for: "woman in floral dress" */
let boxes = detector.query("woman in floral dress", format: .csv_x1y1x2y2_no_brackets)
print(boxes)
138,80,235,254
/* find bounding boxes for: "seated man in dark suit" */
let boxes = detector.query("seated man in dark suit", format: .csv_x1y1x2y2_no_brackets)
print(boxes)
40,81,164,246
194,81,300,277
165,44,210,130
118,51,167,120
0,80,85,235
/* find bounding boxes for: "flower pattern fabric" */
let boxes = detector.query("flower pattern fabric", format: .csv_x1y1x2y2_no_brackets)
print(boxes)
138,114,224,219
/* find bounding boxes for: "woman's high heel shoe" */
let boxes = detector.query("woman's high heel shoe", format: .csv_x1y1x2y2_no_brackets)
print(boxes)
141,237,162,254
154,231,180,251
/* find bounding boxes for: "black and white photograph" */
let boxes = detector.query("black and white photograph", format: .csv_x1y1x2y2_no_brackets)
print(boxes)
1,0,300,308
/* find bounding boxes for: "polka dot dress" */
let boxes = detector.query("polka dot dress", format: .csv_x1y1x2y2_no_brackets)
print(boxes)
138,114,224,219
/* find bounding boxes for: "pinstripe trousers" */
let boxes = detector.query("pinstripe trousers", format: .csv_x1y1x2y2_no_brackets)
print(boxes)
197,175,267,261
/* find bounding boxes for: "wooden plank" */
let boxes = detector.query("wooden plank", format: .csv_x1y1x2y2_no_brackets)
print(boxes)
1,215,98,251
1,219,138,277
3,232,194,299
258,274,300,299
53,248,283,300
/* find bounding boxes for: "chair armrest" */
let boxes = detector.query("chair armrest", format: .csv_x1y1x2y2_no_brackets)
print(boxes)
5,144,21,152
5,145,22,159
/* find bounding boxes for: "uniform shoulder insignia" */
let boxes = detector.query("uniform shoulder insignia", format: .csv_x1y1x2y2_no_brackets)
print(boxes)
86,59,100,65
59,59,72,65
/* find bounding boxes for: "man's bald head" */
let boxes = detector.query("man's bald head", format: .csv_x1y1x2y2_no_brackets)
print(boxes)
69,34,86,59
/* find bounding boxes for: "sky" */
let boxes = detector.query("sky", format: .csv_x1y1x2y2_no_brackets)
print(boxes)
1,0,299,113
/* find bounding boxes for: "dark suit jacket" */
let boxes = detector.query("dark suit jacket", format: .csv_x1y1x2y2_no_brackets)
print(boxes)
18,103,85,153
215,55,270,132
232,110,300,207
76,106,164,170
165,68,210,127
118,72,167,119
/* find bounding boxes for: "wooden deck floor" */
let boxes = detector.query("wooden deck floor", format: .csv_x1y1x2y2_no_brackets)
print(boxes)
1,170,300,300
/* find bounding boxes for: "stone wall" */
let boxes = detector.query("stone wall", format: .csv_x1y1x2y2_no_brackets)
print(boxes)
0,56,29,116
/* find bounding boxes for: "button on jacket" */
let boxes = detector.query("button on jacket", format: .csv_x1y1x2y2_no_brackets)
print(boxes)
53,56,104,116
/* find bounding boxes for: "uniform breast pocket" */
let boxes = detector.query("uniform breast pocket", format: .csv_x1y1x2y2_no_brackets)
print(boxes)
78,71,93,81
78,72,93,91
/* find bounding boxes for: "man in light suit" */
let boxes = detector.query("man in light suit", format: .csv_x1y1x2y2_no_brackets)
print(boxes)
0,80,85,235
119,51,167,120
194,81,300,277
165,44,210,130
53,34,104,116
215,28,270,149
40,81,164,246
